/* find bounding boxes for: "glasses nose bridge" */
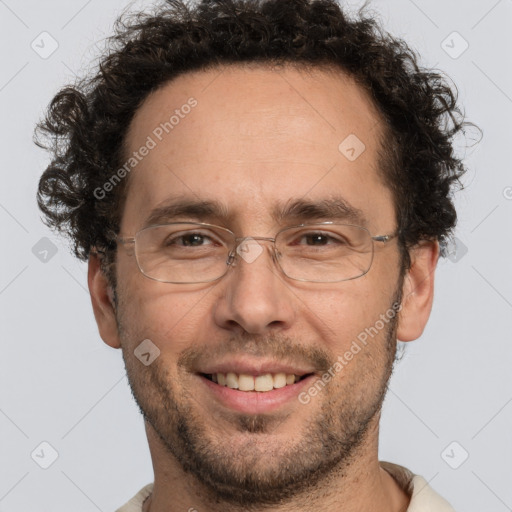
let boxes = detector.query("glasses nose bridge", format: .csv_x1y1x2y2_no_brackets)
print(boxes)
234,235,276,244
227,235,279,267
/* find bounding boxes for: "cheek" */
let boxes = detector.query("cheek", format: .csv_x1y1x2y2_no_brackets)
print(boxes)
299,281,392,353
118,279,215,354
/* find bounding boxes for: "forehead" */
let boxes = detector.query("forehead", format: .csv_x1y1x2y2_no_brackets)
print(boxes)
120,64,394,233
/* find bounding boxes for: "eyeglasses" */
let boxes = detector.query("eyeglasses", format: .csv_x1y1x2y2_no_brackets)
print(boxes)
116,221,397,284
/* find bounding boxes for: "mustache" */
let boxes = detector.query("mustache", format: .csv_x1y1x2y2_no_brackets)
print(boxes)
177,332,333,374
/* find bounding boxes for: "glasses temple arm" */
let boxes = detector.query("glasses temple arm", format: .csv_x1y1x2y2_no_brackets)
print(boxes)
116,236,136,245
372,232,399,243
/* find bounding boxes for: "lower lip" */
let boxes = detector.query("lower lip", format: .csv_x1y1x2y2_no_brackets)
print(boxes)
197,373,316,414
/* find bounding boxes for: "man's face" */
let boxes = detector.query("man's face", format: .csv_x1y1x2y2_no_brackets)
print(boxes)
112,65,404,504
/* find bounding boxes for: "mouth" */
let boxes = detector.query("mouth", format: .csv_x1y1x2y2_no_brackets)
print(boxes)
197,371,317,414
201,372,312,392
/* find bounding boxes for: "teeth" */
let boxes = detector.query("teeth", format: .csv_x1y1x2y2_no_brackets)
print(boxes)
209,372,303,392
255,374,273,392
273,373,287,389
238,374,255,391
225,372,238,389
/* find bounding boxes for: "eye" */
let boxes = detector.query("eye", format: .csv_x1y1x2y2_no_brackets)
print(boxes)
293,231,348,246
168,233,213,247
163,230,221,248
301,233,338,245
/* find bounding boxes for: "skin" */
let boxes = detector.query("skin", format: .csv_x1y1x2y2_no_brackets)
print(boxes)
88,64,439,511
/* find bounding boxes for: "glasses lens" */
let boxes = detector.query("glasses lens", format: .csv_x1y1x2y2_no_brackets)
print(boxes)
134,223,232,283
276,224,374,282
132,223,375,284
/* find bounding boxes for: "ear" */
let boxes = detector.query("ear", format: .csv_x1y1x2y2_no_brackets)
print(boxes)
397,240,440,342
88,251,121,349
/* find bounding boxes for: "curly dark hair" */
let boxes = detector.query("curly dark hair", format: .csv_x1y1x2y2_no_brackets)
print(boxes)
36,0,472,288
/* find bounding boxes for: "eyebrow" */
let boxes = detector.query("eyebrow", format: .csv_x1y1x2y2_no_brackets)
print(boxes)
142,196,367,229
275,197,367,226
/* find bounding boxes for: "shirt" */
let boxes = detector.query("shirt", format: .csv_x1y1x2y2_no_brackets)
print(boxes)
115,461,456,511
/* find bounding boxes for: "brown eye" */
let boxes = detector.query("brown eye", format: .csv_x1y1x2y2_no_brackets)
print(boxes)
174,233,209,246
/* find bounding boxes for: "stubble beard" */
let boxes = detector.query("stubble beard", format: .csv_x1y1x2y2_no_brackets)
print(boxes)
118,289,402,508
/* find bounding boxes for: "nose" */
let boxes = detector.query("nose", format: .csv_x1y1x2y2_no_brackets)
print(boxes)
213,239,297,335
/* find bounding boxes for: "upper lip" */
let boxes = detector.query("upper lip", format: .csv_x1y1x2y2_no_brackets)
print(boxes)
196,358,316,377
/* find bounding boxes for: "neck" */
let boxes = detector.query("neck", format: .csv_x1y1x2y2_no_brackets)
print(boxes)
142,418,410,512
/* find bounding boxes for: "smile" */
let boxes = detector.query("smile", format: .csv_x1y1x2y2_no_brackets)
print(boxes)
197,371,317,414
202,372,310,392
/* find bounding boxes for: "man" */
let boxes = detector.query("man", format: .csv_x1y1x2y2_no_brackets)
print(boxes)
36,0,468,510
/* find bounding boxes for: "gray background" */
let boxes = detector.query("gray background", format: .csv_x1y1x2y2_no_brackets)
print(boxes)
1,0,511,510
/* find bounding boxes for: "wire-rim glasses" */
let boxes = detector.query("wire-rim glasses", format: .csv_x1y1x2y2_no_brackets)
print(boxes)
116,221,397,284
